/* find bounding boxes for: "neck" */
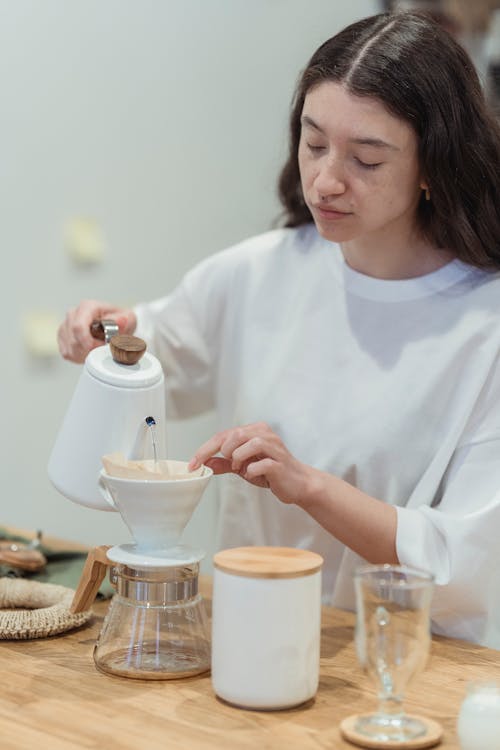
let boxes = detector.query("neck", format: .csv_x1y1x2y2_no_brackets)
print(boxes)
340,225,454,280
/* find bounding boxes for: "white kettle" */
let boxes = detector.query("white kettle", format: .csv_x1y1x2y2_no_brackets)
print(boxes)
48,324,166,511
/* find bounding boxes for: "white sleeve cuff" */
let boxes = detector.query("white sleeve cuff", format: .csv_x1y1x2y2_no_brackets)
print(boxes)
395,505,450,585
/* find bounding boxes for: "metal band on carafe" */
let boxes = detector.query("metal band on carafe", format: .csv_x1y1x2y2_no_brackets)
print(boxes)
110,563,199,604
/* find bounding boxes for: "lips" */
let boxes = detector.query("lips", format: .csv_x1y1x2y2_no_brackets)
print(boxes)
313,204,352,219
313,204,350,213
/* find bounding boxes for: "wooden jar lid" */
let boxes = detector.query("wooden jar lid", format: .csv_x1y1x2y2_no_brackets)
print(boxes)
213,546,323,579
109,335,147,365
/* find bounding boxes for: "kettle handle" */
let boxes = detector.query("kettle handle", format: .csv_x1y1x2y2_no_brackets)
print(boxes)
90,319,120,343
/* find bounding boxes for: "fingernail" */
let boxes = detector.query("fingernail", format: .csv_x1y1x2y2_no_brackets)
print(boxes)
188,459,198,471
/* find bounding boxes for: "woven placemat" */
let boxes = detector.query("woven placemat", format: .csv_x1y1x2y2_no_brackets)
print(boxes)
0,577,92,639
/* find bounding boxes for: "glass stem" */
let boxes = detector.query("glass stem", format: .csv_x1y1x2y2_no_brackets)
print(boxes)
377,693,404,720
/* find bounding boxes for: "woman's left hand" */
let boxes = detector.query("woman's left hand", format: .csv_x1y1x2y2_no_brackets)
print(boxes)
190,422,399,564
188,422,315,506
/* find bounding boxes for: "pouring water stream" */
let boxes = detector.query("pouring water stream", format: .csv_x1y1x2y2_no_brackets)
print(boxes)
145,416,160,468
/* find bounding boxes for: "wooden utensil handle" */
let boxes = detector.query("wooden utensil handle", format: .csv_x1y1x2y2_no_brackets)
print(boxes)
70,545,112,614
0,542,47,572
90,319,120,343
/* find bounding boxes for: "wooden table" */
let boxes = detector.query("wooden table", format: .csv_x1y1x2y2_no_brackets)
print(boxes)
1,534,500,749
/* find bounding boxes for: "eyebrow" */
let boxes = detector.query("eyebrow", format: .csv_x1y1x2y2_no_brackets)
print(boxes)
301,115,400,151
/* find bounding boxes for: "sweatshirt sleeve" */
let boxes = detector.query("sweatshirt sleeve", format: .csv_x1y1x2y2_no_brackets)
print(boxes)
134,261,220,419
396,435,500,646
133,230,287,421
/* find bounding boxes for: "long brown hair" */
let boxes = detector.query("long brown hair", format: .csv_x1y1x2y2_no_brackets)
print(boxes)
278,11,500,270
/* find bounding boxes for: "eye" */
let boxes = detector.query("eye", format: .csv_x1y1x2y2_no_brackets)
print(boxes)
354,157,382,170
306,142,326,153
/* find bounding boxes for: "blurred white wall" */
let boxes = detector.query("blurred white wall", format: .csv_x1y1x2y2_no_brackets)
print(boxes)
1,0,377,567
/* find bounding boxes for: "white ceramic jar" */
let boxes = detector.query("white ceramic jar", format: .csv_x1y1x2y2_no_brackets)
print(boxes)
457,681,500,750
211,546,323,710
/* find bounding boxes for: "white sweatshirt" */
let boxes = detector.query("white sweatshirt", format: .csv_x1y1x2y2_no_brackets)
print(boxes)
135,224,500,648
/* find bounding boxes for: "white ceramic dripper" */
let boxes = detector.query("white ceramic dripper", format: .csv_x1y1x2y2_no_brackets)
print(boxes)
99,463,213,552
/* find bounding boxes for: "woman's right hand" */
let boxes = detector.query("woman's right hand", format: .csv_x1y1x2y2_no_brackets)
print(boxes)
57,300,137,363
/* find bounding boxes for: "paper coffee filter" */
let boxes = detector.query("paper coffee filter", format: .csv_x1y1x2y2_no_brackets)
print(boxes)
102,452,205,480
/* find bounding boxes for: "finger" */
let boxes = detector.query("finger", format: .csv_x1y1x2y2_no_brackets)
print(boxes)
58,309,92,363
203,457,233,475
116,311,137,334
73,301,105,351
188,430,231,470
59,301,134,363
189,423,274,471
219,424,272,462
242,457,274,488
231,436,271,472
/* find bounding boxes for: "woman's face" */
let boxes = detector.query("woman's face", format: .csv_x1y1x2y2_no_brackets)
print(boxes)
298,82,425,245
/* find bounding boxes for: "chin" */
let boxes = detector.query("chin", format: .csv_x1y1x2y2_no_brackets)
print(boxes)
314,221,358,244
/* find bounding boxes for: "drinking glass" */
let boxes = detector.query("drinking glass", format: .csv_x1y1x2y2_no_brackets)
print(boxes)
457,681,500,750
354,564,434,742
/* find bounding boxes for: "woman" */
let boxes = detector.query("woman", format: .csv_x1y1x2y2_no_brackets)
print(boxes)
58,11,500,647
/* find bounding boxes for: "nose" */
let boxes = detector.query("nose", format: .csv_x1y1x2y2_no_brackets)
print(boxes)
314,155,346,199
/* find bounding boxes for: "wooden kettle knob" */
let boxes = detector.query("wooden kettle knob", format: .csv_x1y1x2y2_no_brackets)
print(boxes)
109,334,147,365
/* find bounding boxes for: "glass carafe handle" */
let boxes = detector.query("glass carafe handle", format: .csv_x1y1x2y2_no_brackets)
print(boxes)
70,545,112,613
